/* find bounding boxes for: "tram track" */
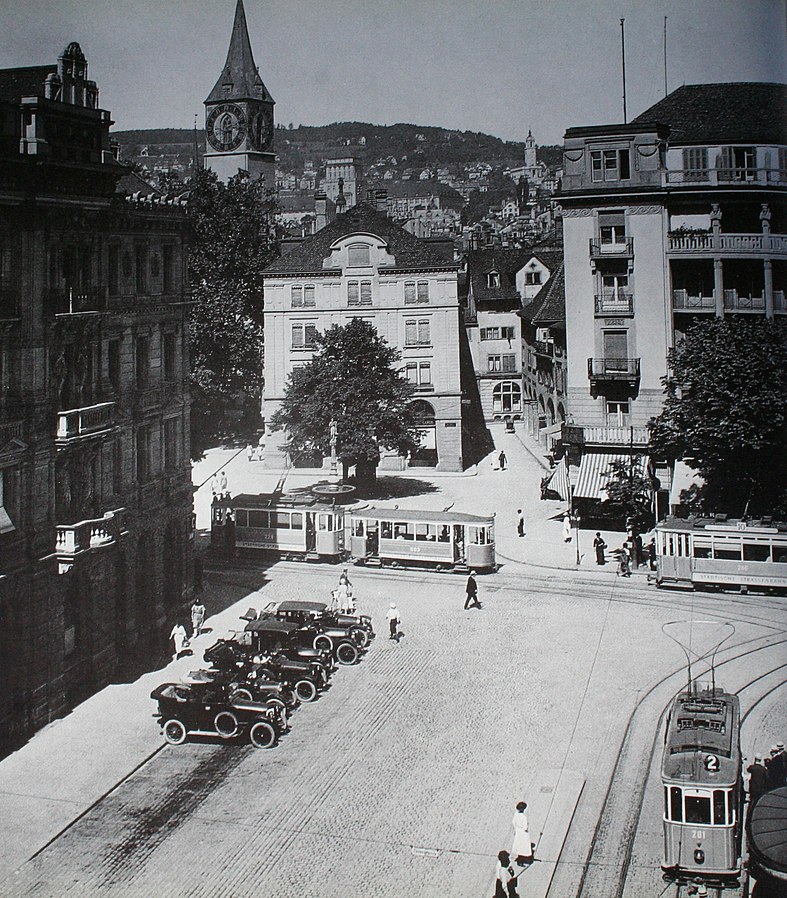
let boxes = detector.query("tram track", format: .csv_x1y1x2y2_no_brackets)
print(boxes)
557,632,787,898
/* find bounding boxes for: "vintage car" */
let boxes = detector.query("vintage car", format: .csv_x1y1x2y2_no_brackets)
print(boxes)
203,637,327,702
183,669,296,722
240,614,336,674
259,600,370,657
150,681,279,748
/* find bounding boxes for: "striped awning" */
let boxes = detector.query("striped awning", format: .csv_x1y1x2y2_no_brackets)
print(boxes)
546,456,571,502
573,452,649,501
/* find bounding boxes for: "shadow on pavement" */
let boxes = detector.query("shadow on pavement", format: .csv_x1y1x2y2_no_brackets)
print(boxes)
352,476,440,500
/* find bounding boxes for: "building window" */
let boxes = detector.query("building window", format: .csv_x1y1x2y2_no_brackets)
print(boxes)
163,332,177,381
682,147,709,180
136,424,154,482
487,354,516,372
525,271,542,285
291,284,316,308
135,245,148,294
405,319,430,346
164,417,180,471
606,400,630,426
480,326,515,341
779,148,787,178
720,146,756,181
163,245,176,292
347,243,371,267
292,322,318,349
108,245,120,295
135,336,149,389
603,330,629,370
591,149,630,182
348,280,372,306
487,271,500,288
598,211,627,244
404,281,416,304
404,281,429,304
108,338,121,392
492,381,522,413
601,272,629,297
417,281,429,303
406,361,432,387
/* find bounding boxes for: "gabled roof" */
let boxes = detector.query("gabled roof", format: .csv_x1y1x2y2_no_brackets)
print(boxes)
521,261,565,326
466,247,562,307
263,203,457,275
206,0,274,105
632,82,787,146
0,65,56,103
115,169,161,197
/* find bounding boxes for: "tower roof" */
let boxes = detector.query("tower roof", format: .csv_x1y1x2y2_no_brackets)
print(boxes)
206,0,274,105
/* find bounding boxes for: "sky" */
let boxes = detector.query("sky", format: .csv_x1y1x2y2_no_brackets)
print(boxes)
2,0,785,145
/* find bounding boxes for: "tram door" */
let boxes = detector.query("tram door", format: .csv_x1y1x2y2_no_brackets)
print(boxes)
453,525,465,563
659,531,692,582
305,512,316,552
366,522,379,557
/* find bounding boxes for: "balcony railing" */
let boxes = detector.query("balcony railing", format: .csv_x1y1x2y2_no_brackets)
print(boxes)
587,357,641,385
55,507,126,565
589,238,634,259
672,290,716,311
56,401,115,442
594,292,634,316
723,291,765,312
0,420,23,444
667,232,787,256
663,167,787,187
774,290,786,313
47,287,105,315
562,423,650,447
534,340,554,356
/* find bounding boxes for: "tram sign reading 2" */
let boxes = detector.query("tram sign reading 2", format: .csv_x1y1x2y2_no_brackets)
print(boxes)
704,753,720,773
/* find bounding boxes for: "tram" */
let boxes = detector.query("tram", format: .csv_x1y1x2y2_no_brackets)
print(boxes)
350,507,496,572
655,516,787,594
661,683,743,890
212,494,345,560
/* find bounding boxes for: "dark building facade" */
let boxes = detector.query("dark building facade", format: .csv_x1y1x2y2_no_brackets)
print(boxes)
0,42,192,749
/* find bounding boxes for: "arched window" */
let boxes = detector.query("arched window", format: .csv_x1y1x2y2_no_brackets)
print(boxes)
493,382,522,414
347,243,370,267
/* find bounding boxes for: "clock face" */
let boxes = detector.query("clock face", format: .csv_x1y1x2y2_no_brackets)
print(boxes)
206,103,247,152
250,108,273,151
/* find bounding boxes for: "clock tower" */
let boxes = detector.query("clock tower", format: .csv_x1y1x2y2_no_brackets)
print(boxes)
204,0,275,188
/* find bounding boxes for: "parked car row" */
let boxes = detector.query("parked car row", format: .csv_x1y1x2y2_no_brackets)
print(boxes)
151,600,375,749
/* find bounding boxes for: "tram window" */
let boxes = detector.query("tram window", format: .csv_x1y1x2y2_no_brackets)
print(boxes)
670,787,682,821
743,542,771,562
469,526,487,545
713,790,726,825
248,510,268,528
714,544,741,561
352,519,364,537
291,513,303,530
693,541,712,559
685,795,711,824
394,523,413,540
273,512,290,529
776,546,787,562
415,523,437,541
236,510,248,527
381,522,393,539
438,525,450,543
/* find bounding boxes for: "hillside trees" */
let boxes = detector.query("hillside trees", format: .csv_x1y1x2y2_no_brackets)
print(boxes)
649,317,787,516
270,319,422,485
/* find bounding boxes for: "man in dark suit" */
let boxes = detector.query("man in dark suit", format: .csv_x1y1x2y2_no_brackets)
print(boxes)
464,571,481,609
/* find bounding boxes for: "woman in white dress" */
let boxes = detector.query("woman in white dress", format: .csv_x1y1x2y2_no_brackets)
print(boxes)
512,801,533,866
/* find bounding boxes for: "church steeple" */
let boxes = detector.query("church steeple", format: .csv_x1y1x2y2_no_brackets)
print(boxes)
206,0,273,104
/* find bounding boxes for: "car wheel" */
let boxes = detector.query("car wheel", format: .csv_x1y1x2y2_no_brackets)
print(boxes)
336,641,359,665
249,720,277,749
163,719,187,745
214,710,240,738
230,688,253,702
314,634,333,653
265,696,287,710
295,679,317,702
349,627,370,649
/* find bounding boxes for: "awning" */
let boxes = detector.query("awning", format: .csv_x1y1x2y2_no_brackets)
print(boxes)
669,460,704,508
546,456,571,502
573,452,649,501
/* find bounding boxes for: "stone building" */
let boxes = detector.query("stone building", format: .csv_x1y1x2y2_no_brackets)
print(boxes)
261,202,464,471
0,42,192,748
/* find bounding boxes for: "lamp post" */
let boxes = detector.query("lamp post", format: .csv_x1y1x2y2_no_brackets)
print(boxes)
574,510,581,565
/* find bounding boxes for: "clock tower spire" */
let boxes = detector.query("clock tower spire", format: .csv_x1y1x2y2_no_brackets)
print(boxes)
204,0,275,188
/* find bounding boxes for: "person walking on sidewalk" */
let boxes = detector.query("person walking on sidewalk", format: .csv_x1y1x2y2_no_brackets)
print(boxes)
210,474,219,498
170,622,187,659
517,510,525,538
386,603,400,640
495,850,518,898
562,512,572,543
219,470,229,498
498,450,507,471
464,571,481,609
190,598,206,639
512,801,534,866
617,546,631,577
246,443,254,463
593,532,607,565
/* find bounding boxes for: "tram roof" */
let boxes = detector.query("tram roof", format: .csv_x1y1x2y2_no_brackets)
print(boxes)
658,515,786,534
355,507,495,524
230,493,343,511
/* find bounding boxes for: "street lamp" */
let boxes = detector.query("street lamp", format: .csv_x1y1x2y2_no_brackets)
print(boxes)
570,483,581,565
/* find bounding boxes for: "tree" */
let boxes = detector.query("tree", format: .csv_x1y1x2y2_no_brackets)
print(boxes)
649,317,787,516
603,457,653,531
187,168,277,458
270,319,422,485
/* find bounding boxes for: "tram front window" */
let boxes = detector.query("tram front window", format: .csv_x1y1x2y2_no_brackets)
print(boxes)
670,787,682,821
713,790,727,825
685,795,711,824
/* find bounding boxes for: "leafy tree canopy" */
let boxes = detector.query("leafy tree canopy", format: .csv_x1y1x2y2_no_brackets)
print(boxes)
649,317,787,516
187,168,277,458
603,458,653,531
270,319,421,483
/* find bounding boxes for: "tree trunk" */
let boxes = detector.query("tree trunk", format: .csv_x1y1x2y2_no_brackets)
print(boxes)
356,459,378,487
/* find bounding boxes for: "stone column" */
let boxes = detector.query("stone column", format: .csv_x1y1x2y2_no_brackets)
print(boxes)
713,258,724,317
764,258,774,319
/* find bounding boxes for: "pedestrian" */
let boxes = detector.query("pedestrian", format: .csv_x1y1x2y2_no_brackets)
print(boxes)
386,603,400,640
329,588,340,612
562,512,572,543
246,443,254,462
766,743,786,789
512,801,534,866
617,546,631,577
593,532,607,565
517,510,525,538
648,537,657,571
170,622,187,659
498,450,507,471
495,850,518,898
634,533,643,568
190,598,206,639
747,755,768,811
219,470,228,498
463,570,482,609
339,567,352,588
336,580,350,614
210,474,219,498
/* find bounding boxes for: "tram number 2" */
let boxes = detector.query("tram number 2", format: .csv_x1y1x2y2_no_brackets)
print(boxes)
704,753,720,772
691,830,707,841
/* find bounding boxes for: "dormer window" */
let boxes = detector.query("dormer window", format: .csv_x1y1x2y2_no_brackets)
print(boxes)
348,243,371,267
591,149,630,182
487,271,500,288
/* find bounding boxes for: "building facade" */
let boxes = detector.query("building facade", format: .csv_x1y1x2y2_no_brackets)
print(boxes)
0,42,192,748
322,158,363,209
262,203,464,471
557,82,786,510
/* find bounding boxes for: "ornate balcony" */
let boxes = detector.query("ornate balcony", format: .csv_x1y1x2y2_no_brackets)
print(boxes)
56,401,115,443
672,290,716,312
723,291,765,313
663,167,787,188
534,340,554,356
55,507,126,571
587,357,640,388
589,238,633,260
594,292,634,316
47,287,105,315
561,423,650,448
667,232,787,257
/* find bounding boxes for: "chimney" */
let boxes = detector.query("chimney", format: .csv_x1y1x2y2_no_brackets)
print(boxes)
315,192,327,232
375,189,388,215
